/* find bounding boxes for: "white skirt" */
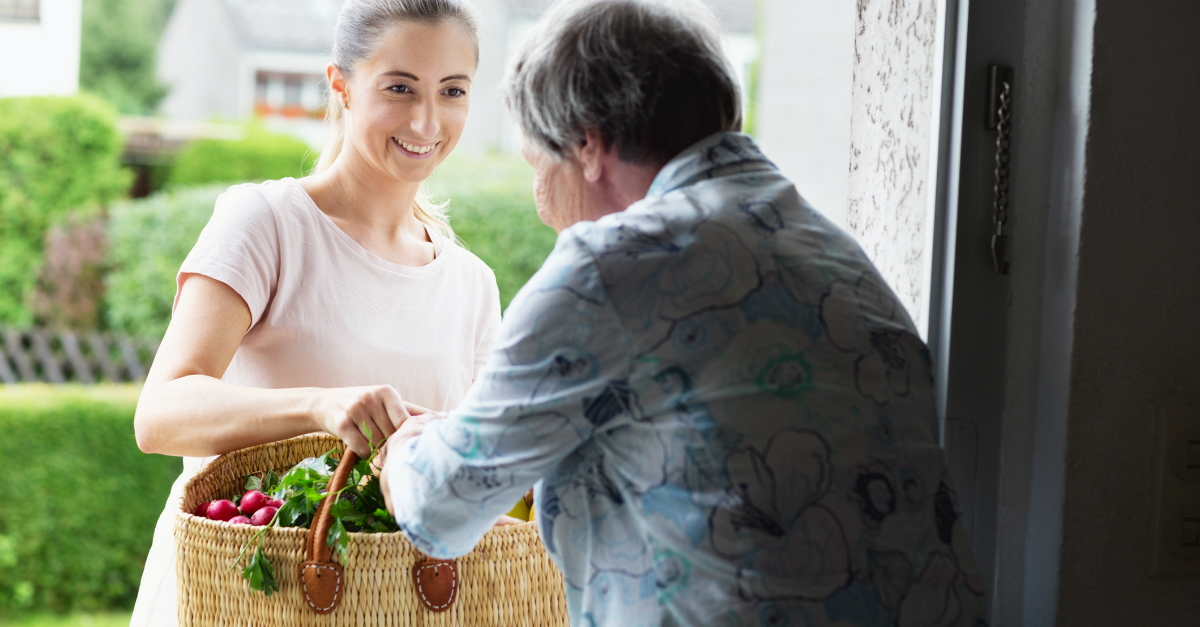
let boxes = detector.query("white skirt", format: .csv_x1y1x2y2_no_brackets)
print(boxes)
130,456,213,627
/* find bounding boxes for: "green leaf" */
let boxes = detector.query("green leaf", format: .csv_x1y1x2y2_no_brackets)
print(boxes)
244,475,262,491
242,545,278,597
262,469,281,493
277,494,310,528
327,517,349,563
0,534,18,568
259,548,278,597
328,499,359,519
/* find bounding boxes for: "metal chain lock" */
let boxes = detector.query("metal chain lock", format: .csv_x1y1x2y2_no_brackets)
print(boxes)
991,79,1012,274
985,65,1015,275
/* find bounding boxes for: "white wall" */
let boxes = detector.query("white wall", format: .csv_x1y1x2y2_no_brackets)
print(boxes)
0,0,81,97
844,0,944,338
755,0,854,228
157,0,242,121
456,0,508,154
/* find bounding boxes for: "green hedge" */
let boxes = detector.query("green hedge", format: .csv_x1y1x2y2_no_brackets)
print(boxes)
0,385,178,617
168,126,318,187
104,154,555,336
0,95,130,326
429,153,558,310
104,185,226,338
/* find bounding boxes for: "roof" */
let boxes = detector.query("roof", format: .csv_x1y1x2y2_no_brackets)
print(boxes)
507,0,757,33
223,0,342,53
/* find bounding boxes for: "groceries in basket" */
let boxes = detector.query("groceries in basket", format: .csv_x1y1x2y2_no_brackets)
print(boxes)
190,433,534,598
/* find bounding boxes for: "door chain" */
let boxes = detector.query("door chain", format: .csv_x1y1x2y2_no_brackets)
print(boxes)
989,66,1013,275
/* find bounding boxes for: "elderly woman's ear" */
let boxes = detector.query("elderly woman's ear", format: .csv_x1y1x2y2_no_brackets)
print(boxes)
572,129,609,184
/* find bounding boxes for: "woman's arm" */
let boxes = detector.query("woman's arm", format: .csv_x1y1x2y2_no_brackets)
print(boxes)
134,274,413,458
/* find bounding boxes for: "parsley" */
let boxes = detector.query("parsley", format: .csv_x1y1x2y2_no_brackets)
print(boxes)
231,426,399,595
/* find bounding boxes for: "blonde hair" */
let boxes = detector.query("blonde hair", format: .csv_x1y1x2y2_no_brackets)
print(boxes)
314,0,481,239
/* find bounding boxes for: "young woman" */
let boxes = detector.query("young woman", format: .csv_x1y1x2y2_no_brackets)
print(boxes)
129,1,498,624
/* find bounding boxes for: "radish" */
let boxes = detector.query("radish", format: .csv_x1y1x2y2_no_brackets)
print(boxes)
240,490,269,515
229,515,251,525
268,499,283,509
250,506,278,526
194,502,211,518
207,499,239,522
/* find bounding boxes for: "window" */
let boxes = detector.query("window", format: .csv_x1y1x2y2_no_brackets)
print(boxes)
284,77,302,108
254,71,325,118
0,0,39,22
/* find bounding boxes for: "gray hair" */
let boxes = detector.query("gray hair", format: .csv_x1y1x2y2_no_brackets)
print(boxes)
316,0,481,235
503,0,742,166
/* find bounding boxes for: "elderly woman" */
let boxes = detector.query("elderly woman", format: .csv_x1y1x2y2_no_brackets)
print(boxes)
381,0,987,625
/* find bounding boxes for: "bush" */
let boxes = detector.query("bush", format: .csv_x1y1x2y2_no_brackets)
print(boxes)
429,154,557,310
168,126,318,187
31,215,109,330
105,186,225,338
0,385,179,616
0,95,130,326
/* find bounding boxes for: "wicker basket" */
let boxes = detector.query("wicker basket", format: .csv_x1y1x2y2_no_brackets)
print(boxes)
174,434,569,626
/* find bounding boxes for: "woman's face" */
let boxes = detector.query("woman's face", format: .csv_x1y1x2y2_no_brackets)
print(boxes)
522,138,588,233
337,20,475,184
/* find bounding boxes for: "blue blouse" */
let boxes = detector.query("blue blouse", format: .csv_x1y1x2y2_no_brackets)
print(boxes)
387,133,987,626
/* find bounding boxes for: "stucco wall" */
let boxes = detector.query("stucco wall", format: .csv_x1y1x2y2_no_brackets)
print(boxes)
1055,2,1200,624
0,0,81,97
846,0,942,336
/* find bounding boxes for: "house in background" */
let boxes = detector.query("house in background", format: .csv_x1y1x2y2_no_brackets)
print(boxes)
157,0,340,146
155,0,757,152
0,0,81,97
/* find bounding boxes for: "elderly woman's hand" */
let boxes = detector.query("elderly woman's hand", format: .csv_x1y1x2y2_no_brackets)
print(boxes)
378,412,525,528
378,410,447,514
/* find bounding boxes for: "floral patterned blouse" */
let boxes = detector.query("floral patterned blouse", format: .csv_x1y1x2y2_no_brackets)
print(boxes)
387,132,987,626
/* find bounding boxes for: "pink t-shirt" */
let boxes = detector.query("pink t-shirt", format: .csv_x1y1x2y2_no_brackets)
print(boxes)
179,178,500,405
131,178,501,625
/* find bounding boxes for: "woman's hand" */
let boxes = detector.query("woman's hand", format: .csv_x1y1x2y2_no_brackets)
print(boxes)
379,411,447,514
313,385,415,457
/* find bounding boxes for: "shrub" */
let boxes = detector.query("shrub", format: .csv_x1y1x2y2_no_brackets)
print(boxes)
0,95,130,326
31,214,109,330
429,154,557,310
168,126,319,187
0,385,179,616
104,186,225,339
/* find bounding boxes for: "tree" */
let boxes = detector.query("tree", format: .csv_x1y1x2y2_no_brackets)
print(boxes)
79,0,176,115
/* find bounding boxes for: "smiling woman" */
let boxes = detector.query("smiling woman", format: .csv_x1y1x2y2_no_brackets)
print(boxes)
128,1,504,625
313,0,480,239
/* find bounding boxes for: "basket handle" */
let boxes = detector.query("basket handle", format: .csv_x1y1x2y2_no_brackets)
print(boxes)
297,449,357,614
297,448,460,614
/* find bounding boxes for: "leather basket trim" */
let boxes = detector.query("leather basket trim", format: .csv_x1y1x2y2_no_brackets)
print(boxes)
299,561,343,614
413,559,458,612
